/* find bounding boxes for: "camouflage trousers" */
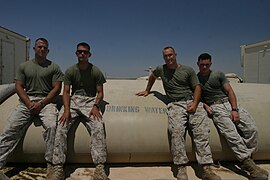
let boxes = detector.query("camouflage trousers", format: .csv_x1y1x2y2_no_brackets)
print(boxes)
167,100,213,165
210,101,258,161
0,96,58,165
52,95,107,165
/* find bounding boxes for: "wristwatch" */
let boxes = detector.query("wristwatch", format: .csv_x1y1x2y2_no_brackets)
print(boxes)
231,108,239,112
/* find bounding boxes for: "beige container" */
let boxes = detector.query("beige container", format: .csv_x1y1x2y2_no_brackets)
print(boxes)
0,80,269,163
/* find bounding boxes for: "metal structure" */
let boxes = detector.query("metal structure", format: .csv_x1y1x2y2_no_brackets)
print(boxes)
0,26,30,85
0,79,270,164
241,39,270,84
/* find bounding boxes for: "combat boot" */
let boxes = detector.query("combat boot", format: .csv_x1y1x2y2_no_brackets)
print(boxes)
201,165,221,180
242,158,268,180
52,165,64,180
93,164,110,180
176,165,188,180
0,171,10,180
259,168,269,177
46,163,54,180
0,163,9,180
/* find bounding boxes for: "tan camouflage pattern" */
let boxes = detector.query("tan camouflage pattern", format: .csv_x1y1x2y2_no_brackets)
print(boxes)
210,101,258,161
93,164,110,180
0,96,58,165
52,95,107,165
167,100,214,165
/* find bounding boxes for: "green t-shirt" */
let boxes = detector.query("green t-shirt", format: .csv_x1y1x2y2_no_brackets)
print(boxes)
153,64,199,100
197,70,228,105
64,63,106,97
15,59,63,97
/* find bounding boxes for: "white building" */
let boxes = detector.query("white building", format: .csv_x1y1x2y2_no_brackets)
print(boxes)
241,39,270,84
0,26,30,84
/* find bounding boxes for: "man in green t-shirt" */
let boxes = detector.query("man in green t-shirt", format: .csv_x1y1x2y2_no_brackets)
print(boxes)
0,38,63,179
52,42,109,180
137,47,220,180
197,53,268,180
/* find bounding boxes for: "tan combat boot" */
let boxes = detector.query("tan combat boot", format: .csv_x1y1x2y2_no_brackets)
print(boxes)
46,163,54,180
0,171,10,180
93,164,110,180
176,165,188,180
52,165,65,180
201,165,221,180
242,158,268,180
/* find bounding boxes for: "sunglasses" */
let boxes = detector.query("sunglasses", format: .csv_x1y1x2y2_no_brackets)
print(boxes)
199,63,211,67
76,50,90,54
37,46,48,50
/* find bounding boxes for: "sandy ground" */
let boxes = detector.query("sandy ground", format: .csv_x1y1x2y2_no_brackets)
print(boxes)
1,161,269,180
67,162,270,180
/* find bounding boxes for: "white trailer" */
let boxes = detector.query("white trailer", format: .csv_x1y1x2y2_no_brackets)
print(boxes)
240,39,270,84
0,26,30,85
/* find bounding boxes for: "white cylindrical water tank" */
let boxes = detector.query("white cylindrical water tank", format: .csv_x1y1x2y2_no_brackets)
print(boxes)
0,80,269,163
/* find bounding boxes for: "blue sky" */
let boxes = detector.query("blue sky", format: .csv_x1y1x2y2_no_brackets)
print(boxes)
1,0,270,78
